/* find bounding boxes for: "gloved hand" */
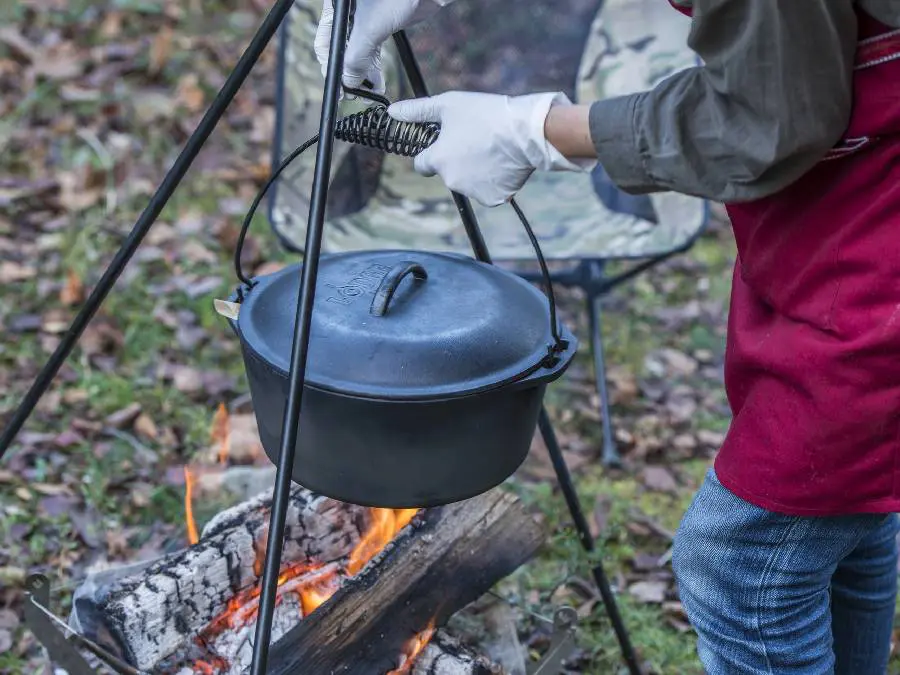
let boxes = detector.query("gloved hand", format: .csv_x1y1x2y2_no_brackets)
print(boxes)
388,91,597,207
315,0,455,95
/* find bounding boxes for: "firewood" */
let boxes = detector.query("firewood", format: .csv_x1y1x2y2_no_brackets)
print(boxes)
72,486,370,671
269,488,544,675
413,631,505,675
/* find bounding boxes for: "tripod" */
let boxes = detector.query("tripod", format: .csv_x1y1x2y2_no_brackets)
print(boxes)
0,1,641,673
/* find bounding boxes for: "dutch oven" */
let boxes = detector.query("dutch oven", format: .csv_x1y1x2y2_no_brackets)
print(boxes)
223,249,577,508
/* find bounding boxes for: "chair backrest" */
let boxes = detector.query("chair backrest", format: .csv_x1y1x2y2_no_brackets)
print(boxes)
269,0,708,262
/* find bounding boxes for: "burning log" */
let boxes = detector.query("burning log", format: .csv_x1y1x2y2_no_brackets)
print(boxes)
72,485,541,674
72,486,370,670
269,489,544,675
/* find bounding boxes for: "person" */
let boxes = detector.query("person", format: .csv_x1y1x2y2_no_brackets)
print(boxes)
316,1,900,673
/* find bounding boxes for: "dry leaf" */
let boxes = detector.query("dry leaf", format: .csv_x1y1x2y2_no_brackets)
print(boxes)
0,261,36,282
253,260,287,277
628,580,667,604
105,529,130,557
697,429,727,448
105,402,143,429
31,44,84,80
59,269,84,305
176,73,205,112
590,494,612,538
641,466,679,493
133,413,159,441
0,28,39,63
32,483,74,496
149,25,174,76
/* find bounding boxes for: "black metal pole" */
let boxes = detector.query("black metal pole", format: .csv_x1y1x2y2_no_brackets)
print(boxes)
391,31,492,264
0,0,295,463
248,0,351,672
537,408,643,675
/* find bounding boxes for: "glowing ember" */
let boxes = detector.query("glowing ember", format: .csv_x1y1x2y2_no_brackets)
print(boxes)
182,445,428,673
210,403,230,466
387,619,437,675
347,508,419,576
184,467,200,545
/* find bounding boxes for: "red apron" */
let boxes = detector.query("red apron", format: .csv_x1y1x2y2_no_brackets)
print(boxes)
668,2,900,515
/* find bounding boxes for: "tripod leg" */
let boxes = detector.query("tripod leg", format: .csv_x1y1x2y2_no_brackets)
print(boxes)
249,1,353,673
587,292,621,468
538,408,643,675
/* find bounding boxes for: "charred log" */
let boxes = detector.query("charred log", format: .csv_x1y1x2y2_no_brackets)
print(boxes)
73,487,370,671
269,489,544,675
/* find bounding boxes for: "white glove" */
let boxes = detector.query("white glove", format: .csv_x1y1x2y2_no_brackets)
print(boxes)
388,91,596,207
315,0,455,95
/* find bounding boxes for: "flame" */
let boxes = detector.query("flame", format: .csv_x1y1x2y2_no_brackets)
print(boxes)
187,500,426,672
387,619,437,675
347,508,418,576
210,402,230,466
184,467,200,545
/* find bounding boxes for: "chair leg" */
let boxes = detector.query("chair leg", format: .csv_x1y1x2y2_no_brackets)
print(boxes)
538,408,643,675
587,294,621,468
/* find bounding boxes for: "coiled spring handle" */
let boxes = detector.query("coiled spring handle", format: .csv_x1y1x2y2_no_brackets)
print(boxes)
334,105,440,157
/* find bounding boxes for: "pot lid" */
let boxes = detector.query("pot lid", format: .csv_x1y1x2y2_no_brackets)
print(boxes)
235,250,572,400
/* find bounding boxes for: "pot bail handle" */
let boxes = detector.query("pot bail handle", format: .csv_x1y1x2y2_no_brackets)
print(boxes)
370,262,428,317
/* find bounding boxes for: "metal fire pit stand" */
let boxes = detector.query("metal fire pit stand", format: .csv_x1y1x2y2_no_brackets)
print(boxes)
0,1,641,673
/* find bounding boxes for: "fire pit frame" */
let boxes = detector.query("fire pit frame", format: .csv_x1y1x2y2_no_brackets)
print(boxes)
4,1,641,673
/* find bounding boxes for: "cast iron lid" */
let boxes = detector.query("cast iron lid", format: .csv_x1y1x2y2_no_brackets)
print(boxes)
235,249,575,400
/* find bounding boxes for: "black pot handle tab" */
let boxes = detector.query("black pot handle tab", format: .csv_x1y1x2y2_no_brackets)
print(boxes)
369,262,428,317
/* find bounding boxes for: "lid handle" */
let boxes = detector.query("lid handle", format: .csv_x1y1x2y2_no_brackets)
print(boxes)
369,261,428,317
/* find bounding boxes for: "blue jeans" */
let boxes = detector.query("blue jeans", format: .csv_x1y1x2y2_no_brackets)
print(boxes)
672,468,899,674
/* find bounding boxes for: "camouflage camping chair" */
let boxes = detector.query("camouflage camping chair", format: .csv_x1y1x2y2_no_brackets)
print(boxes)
269,0,709,466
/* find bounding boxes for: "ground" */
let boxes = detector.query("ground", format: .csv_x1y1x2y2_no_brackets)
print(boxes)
1,2,898,675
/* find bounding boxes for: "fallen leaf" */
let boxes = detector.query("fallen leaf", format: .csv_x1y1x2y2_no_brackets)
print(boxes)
133,413,158,440
253,261,287,277
41,308,71,334
628,580,667,604
0,568,25,592
39,494,78,517
105,402,143,428
62,388,89,405
0,629,10,653
697,429,727,448
672,434,698,452
176,73,205,112
70,508,102,548
0,470,15,483
32,482,74,496
590,494,612,538
0,28,39,63
149,24,173,76
32,41,85,80
59,269,84,305
0,609,19,630
105,529,130,557
0,261,36,282
631,552,661,571
641,465,679,493
53,429,84,448
14,487,32,501
181,239,218,264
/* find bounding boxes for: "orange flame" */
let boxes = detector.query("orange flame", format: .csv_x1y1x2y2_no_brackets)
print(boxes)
347,508,418,576
184,467,200,545
387,619,437,675
187,496,427,671
210,402,230,466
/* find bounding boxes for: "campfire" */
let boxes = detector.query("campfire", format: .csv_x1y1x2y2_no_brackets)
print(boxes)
68,404,541,675
170,408,428,674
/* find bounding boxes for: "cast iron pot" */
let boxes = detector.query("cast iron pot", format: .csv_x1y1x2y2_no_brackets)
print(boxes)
225,249,577,508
